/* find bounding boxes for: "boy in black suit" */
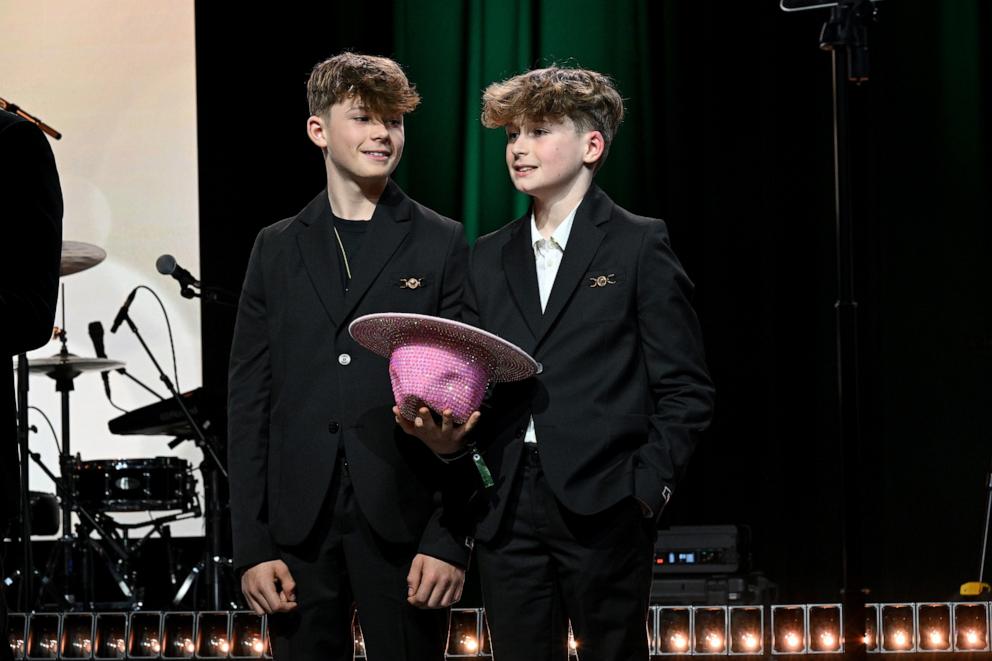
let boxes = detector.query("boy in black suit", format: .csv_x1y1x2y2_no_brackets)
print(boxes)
228,53,473,660
463,67,715,661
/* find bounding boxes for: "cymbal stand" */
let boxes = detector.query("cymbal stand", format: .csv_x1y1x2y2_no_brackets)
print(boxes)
45,288,80,606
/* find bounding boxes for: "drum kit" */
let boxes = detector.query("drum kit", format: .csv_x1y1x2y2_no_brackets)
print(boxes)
11,241,235,611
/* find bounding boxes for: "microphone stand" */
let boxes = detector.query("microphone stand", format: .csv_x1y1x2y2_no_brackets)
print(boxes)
818,1,876,657
118,310,226,476
180,284,238,308
117,308,233,610
112,368,166,401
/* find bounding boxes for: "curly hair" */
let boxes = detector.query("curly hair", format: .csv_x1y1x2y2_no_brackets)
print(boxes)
481,67,625,166
307,52,421,119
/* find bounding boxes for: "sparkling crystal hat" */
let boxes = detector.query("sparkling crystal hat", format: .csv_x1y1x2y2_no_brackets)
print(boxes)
349,313,540,424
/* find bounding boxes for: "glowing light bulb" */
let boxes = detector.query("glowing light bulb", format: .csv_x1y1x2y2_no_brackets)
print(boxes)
928,630,944,646
892,630,908,648
71,637,93,654
820,631,836,648
184,638,196,654
461,636,479,653
705,632,724,651
741,632,759,651
784,631,801,650
219,638,231,654
253,638,265,654
670,632,688,651
966,630,980,646
568,635,578,651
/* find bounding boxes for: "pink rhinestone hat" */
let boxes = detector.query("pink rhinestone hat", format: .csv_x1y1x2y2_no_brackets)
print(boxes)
348,313,540,424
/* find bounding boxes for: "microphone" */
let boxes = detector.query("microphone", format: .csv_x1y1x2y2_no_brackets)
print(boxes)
88,321,113,401
88,321,107,358
110,288,137,333
156,254,200,290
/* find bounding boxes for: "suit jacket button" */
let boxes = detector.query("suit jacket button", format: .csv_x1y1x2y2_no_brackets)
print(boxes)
327,420,340,434
338,353,351,366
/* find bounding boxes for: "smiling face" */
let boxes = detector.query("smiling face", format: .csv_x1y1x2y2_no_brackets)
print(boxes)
308,96,405,185
504,116,603,201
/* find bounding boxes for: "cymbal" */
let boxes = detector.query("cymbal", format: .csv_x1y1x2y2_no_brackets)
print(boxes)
61,241,106,276
15,353,125,378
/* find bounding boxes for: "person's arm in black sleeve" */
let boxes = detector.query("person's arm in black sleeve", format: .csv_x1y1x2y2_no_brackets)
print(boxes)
632,221,716,519
227,230,278,572
0,118,63,355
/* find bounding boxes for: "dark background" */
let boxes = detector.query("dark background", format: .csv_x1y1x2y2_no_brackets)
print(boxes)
195,0,991,604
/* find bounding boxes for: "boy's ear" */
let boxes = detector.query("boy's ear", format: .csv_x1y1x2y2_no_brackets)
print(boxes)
582,130,605,167
307,114,328,149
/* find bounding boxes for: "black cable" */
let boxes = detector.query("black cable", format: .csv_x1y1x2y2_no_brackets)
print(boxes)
134,285,181,391
28,405,60,455
105,383,129,414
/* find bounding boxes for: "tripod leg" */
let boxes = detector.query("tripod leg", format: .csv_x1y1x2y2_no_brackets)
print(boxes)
34,539,63,609
172,561,204,607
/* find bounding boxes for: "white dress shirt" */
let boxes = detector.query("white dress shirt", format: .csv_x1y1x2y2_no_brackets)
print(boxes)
524,205,578,443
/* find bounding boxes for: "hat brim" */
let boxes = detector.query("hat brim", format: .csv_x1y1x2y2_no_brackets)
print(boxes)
348,313,540,383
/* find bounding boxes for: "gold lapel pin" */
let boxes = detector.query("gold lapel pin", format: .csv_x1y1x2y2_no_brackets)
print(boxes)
400,277,423,290
589,274,617,288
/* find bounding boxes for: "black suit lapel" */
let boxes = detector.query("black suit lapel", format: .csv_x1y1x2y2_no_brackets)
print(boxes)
339,180,412,322
297,191,347,326
535,185,612,346
501,213,543,341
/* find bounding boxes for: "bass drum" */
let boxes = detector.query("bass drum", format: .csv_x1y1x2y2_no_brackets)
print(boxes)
72,457,196,512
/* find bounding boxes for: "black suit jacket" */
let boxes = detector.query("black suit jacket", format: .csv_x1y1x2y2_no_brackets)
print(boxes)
1,110,63,524
464,184,715,541
227,181,471,571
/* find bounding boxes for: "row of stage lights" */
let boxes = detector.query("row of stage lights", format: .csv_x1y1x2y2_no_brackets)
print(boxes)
6,602,992,658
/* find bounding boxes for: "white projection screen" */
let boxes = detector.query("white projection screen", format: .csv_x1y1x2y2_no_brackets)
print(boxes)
3,3,203,536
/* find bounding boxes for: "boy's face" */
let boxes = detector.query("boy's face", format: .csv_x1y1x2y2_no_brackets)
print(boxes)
308,97,405,183
504,116,601,199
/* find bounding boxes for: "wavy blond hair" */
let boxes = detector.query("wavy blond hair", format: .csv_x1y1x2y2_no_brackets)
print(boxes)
482,67,625,166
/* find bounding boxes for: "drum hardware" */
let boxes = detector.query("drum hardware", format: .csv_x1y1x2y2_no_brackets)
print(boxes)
23,448,203,609
21,284,98,608
110,288,235,610
11,275,143,610
71,457,198,513
10,263,235,611
27,491,59,536
25,448,138,608
166,432,237,610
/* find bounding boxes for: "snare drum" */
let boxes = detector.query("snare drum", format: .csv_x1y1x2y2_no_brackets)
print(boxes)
72,457,195,512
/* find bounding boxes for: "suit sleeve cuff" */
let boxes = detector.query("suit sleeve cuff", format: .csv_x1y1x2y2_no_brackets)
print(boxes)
633,464,673,520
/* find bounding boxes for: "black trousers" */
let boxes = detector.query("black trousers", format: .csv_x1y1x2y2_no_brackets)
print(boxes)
269,458,448,661
476,445,656,661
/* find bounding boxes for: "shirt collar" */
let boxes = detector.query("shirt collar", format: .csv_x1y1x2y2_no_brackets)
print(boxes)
530,204,579,252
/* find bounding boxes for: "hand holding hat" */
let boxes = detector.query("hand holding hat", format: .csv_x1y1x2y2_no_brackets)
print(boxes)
349,313,539,472
392,405,481,456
